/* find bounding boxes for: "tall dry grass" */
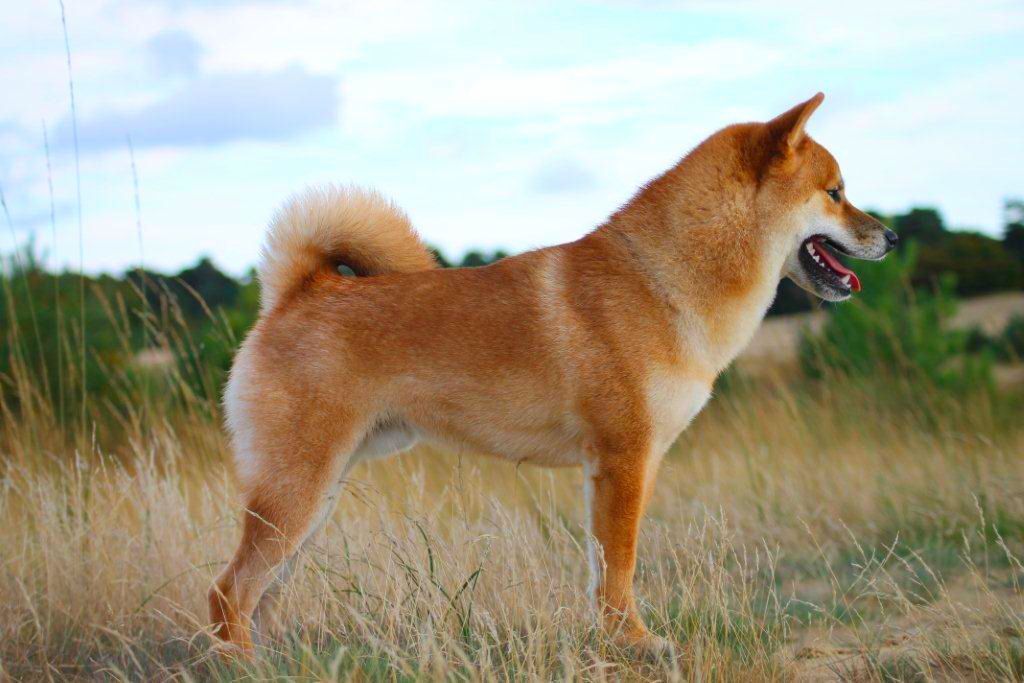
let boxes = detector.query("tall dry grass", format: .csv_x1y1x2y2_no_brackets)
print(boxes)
2,316,1023,682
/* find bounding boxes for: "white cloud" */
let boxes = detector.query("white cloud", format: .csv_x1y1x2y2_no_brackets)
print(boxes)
178,0,466,72
343,39,781,126
51,66,340,150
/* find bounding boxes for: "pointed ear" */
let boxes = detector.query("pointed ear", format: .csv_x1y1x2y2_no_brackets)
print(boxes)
767,92,824,152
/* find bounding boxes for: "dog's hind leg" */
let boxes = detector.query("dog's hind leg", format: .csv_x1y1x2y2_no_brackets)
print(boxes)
249,454,357,644
249,553,300,644
211,413,420,651
209,428,362,653
249,419,417,642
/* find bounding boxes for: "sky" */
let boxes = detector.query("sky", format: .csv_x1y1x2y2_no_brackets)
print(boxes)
1,0,1023,276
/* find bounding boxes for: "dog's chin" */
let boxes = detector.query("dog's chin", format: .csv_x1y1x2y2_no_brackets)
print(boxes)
787,267,852,302
785,235,862,303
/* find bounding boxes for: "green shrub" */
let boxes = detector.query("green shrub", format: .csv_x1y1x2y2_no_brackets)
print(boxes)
799,242,993,395
972,315,1024,363
999,316,1024,361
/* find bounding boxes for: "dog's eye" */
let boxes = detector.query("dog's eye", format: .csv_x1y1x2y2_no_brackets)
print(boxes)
826,188,842,203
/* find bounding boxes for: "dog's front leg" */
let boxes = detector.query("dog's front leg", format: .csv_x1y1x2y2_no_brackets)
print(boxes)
584,453,669,655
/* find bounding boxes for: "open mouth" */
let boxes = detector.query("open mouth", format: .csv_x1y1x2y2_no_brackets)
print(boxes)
799,235,861,294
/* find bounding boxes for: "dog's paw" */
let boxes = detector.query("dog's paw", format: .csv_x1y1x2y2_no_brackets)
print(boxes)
252,609,288,646
206,637,254,665
629,633,675,660
611,628,676,661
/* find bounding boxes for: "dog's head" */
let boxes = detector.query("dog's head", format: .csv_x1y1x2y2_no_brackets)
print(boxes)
753,93,898,301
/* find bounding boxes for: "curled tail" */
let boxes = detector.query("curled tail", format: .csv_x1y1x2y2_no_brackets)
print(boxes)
258,185,438,312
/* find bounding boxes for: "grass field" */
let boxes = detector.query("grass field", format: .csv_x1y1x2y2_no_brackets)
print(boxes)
3,348,1024,681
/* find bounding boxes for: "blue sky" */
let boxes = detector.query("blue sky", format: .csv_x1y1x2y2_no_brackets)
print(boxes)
2,0,1023,276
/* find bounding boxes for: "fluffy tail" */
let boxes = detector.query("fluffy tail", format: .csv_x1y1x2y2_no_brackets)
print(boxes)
258,185,438,312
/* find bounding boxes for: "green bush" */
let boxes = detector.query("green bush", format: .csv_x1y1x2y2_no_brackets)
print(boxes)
1002,316,1024,361
799,242,993,395
969,315,1024,363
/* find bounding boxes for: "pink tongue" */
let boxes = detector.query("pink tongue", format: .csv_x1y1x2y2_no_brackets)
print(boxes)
813,238,861,292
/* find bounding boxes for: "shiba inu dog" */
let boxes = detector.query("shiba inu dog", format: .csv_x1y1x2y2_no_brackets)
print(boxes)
209,93,897,654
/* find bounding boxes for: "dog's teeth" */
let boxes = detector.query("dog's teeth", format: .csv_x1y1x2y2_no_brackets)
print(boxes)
813,255,821,264
841,274,851,285
806,243,815,254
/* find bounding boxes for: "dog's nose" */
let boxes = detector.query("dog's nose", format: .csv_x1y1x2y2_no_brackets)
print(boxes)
883,229,899,251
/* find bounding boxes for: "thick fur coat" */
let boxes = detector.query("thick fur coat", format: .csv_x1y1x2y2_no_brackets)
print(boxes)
210,94,896,654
